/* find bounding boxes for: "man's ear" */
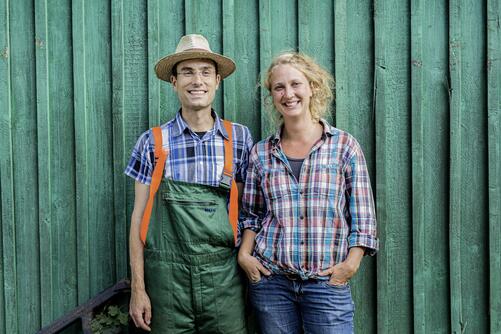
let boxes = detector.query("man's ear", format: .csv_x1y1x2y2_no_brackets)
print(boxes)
215,74,221,89
170,75,177,90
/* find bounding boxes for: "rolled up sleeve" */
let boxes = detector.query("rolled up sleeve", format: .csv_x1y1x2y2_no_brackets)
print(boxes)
240,147,265,233
345,142,379,255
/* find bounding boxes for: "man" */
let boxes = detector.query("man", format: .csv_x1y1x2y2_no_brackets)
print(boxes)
125,34,252,333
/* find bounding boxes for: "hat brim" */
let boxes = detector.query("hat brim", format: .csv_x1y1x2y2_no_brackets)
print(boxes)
154,51,236,82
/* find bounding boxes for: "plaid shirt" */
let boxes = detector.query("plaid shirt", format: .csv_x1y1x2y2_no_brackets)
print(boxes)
125,111,253,186
241,120,378,280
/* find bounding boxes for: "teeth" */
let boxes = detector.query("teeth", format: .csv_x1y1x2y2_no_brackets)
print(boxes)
284,101,299,107
189,90,206,95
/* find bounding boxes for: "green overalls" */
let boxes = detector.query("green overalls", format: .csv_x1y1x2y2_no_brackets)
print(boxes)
140,124,246,333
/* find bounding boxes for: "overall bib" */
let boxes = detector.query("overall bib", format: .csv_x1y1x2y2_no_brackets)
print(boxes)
140,123,246,333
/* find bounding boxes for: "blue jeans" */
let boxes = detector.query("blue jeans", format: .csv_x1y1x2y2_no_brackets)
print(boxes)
249,274,354,334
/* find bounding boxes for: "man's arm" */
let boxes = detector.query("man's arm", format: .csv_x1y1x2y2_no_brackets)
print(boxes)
129,181,152,331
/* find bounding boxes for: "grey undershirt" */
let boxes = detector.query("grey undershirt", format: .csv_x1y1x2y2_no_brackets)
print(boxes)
286,156,305,181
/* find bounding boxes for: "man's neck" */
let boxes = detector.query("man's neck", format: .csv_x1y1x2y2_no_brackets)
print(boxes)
180,107,215,132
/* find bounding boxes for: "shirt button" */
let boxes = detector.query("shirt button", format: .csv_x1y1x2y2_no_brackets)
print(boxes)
299,190,304,195
300,241,305,245
300,215,304,220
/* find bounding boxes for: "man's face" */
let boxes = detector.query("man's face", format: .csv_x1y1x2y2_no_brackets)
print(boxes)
170,59,221,113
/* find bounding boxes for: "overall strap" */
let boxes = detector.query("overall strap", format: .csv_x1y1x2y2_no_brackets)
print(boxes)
221,120,239,244
140,127,168,244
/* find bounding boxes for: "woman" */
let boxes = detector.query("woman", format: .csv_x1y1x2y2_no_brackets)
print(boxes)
238,52,378,334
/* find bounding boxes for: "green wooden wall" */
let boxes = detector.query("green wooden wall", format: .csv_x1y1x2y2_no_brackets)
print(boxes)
0,0,499,333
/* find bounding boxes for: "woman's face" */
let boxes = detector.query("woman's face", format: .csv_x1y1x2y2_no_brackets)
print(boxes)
269,64,312,120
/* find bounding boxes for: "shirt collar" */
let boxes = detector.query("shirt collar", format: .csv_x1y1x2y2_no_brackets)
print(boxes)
171,109,228,139
270,118,333,146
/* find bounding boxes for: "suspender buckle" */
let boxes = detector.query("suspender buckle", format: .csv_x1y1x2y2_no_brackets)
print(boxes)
220,171,232,190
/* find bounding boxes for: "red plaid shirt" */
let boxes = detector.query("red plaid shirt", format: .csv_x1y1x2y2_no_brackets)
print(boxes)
240,120,378,279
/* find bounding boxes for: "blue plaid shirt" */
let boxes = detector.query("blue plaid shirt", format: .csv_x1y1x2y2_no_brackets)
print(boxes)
125,111,253,186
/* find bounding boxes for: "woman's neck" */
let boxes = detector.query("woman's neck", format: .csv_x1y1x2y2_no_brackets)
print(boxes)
280,115,323,159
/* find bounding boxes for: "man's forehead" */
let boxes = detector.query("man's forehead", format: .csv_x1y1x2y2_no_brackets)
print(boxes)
176,59,217,69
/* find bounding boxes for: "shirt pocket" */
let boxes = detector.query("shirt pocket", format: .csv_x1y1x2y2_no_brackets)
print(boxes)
263,167,294,226
305,162,344,219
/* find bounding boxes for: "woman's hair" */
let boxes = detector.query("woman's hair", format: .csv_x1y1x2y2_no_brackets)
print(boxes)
263,52,335,123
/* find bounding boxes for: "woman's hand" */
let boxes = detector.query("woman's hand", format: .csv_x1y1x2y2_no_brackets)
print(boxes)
318,261,358,285
238,252,271,283
318,247,364,285
238,229,271,283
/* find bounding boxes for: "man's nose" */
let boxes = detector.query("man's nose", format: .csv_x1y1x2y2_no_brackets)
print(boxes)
191,72,204,84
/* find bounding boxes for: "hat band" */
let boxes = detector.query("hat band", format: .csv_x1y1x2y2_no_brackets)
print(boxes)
179,48,212,53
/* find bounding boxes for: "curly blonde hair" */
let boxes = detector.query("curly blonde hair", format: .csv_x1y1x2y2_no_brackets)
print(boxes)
263,52,335,123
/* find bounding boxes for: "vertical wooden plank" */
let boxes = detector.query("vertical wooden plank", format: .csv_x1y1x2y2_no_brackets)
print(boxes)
334,1,376,333
112,0,148,281
258,0,298,137
185,0,223,116
374,0,413,332
222,0,260,138
10,0,40,332
487,0,501,332
86,0,114,296
72,0,90,304
0,0,15,332
111,0,126,282
298,0,334,124
258,0,272,138
449,1,488,333
147,0,183,127
410,0,450,333
221,0,235,122
36,0,78,326
73,0,115,302
34,0,52,325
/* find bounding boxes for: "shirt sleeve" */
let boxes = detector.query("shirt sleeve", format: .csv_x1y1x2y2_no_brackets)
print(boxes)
234,126,254,183
124,130,155,185
344,139,379,255
240,145,266,232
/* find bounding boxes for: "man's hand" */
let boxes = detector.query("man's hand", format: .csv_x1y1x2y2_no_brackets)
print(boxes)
129,289,152,331
238,252,271,283
129,182,151,331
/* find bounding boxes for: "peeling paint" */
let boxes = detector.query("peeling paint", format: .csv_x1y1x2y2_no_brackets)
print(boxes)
35,38,44,48
411,59,422,67
1,47,8,59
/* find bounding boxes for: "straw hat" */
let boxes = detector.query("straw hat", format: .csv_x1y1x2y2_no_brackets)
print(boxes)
155,34,236,82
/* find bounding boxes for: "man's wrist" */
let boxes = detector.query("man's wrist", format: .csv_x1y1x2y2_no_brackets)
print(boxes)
131,278,146,292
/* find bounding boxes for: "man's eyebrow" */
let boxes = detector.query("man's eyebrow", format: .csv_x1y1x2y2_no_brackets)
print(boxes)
178,66,195,72
178,65,215,72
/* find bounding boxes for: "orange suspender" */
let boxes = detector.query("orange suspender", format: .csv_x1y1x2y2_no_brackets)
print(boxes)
140,127,167,244
222,120,239,244
139,121,239,245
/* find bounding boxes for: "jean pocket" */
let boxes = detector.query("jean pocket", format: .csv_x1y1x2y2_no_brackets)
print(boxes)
322,281,350,290
249,274,272,286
